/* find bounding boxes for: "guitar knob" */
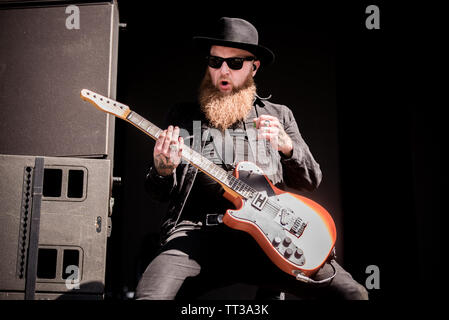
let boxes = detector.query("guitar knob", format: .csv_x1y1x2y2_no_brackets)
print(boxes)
285,248,293,257
283,237,292,246
295,248,304,257
273,236,282,246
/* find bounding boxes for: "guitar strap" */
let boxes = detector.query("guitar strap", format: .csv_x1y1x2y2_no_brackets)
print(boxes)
244,105,279,180
206,127,235,171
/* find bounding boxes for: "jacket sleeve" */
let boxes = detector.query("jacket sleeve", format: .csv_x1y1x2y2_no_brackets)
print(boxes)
280,106,322,192
143,105,180,202
144,165,177,202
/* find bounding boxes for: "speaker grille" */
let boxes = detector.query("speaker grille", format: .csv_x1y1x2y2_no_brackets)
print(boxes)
16,166,33,279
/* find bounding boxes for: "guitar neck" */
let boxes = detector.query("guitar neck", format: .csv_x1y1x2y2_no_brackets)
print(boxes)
126,111,255,199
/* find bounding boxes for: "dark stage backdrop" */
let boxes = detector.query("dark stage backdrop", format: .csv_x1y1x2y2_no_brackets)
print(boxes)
108,2,442,302
111,6,340,299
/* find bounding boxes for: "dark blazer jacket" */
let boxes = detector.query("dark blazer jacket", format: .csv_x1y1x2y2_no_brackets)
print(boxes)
145,96,322,243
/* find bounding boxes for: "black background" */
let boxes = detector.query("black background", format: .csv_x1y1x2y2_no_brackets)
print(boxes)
104,0,443,303
0,0,443,317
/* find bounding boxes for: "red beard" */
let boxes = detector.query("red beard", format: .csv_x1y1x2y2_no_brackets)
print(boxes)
198,71,257,131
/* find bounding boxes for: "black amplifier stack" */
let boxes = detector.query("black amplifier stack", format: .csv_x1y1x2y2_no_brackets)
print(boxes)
0,0,119,300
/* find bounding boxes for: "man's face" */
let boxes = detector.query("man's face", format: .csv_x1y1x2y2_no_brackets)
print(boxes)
208,45,260,94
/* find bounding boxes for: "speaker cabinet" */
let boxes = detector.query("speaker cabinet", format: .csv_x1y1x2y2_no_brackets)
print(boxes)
0,154,111,299
0,1,119,158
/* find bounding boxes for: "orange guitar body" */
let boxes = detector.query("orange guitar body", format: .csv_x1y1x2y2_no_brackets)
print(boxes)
221,161,337,278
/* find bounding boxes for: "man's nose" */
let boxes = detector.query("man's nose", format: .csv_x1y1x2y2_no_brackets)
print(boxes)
219,61,231,74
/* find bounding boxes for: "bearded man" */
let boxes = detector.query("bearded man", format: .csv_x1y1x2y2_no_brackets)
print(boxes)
135,17,368,300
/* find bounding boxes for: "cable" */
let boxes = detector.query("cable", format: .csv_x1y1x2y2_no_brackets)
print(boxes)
293,262,337,285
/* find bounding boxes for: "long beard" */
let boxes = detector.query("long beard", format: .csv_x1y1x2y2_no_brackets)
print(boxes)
198,71,256,131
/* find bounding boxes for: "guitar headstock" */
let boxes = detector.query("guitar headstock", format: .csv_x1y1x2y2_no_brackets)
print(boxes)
80,89,130,119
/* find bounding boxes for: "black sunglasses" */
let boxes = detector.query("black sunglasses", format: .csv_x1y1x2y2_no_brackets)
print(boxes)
206,55,256,70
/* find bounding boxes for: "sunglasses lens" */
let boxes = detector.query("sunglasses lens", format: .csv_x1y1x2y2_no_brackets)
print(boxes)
208,56,223,69
227,58,244,70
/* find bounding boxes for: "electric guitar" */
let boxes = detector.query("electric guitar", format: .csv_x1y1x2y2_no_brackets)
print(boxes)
80,89,337,282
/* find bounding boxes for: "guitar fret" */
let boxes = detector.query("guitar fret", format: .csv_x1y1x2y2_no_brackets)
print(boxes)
147,125,155,134
210,165,218,176
230,177,238,189
127,112,162,140
127,112,136,122
140,120,150,131
235,181,243,192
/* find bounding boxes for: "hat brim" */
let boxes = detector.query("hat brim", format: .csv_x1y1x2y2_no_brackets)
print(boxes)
193,36,275,66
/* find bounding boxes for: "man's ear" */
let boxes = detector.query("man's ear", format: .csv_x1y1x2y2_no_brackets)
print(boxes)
252,60,261,76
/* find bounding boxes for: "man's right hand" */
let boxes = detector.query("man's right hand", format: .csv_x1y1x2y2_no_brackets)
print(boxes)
154,125,184,176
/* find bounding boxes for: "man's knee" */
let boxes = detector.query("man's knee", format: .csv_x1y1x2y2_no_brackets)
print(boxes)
135,250,201,300
346,282,369,300
135,285,177,300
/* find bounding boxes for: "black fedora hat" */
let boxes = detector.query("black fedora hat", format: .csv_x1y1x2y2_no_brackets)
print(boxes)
193,17,275,66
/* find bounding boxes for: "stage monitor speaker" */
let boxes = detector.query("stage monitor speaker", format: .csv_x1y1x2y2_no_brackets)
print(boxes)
0,154,111,299
0,1,119,158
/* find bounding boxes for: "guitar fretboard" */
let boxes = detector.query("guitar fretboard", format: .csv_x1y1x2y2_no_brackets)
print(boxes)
126,111,257,199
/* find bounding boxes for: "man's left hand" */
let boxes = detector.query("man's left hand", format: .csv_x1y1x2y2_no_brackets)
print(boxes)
253,115,293,158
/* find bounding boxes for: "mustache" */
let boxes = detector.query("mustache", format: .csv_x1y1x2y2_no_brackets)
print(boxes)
218,77,232,86
198,69,255,97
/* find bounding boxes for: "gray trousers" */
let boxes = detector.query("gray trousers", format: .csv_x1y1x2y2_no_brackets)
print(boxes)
135,226,368,300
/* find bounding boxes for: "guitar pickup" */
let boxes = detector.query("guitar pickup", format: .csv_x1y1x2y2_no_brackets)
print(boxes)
251,192,268,210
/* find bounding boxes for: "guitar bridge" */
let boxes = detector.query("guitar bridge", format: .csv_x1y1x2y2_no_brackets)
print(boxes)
290,217,307,237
